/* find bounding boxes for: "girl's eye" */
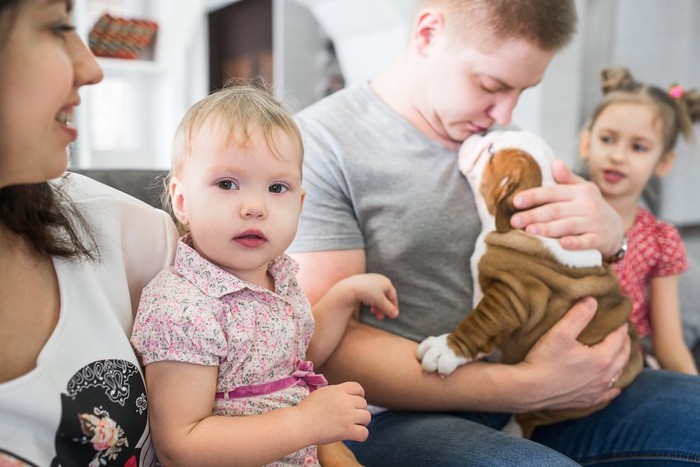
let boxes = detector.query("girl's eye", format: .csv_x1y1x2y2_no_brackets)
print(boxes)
269,183,288,194
217,180,239,190
600,135,614,144
632,143,649,153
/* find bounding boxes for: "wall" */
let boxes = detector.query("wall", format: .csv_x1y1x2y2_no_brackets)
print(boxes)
76,0,700,228
577,0,700,226
303,0,699,226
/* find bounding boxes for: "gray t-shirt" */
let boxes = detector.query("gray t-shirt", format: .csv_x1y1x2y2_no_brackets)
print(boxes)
290,84,481,342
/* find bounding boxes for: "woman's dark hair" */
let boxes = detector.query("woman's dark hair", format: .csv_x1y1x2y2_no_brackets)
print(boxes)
0,0,96,260
0,0,21,44
0,182,96,259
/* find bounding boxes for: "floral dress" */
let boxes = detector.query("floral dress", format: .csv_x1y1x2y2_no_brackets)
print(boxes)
131,235,322,466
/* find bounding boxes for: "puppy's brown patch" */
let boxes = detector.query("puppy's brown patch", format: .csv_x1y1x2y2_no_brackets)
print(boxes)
481,148,542,233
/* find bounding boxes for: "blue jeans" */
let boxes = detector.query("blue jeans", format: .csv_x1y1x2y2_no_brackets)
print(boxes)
346,370,700,466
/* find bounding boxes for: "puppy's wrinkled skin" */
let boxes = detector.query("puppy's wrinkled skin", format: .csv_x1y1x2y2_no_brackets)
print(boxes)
416,130,643,438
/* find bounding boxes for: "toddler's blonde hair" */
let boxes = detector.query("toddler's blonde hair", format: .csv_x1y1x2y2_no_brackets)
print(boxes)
163,84,303,213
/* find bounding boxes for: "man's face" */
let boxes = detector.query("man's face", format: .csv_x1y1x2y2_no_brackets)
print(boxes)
417,31,554,150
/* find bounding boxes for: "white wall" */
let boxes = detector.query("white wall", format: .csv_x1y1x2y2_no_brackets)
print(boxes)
298,0,700,226
78,0,700,226
607,0,700,226
295,0,415,88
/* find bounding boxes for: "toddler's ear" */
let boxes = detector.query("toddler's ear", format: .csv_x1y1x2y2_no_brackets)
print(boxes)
579,130,592,160
654,151,677,178
169,176,189,226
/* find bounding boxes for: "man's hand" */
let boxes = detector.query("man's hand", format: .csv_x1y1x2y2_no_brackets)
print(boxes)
514,298,631,412
510,160,624,257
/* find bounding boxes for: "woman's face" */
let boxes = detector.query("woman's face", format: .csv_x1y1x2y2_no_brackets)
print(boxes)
0,0,103,188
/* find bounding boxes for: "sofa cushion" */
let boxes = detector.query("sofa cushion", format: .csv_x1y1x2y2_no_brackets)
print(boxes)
680,257,700,362
70,169,168,209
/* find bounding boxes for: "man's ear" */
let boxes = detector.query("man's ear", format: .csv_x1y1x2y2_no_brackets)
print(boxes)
169,176,189,226
655,151,677,178
413,9,444,55
579,130,592,160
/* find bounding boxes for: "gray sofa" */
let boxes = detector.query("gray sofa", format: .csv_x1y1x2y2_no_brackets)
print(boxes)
72,168,700,366
72,168,168,209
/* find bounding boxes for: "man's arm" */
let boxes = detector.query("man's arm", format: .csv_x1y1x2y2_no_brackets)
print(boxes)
319,299,630,413
292,249,631,414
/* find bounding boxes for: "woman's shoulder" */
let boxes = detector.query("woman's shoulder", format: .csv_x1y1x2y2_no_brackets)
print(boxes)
55,172,179,295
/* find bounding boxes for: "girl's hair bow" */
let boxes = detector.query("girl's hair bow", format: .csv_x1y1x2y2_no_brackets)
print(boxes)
669,84,684,100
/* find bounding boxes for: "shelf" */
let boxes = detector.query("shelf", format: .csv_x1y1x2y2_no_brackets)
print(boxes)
97,57,165,77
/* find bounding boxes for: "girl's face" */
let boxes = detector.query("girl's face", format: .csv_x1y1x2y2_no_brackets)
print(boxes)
0,0,103,188
581,102,675,203
170,121,305,289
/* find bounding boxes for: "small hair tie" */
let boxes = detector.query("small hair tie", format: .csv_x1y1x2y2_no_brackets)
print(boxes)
669,84,684,100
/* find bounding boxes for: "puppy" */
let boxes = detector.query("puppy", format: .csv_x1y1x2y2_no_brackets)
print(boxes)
416,130,642,438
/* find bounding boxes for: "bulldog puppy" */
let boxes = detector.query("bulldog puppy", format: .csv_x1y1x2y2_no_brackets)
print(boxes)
416,130,642,438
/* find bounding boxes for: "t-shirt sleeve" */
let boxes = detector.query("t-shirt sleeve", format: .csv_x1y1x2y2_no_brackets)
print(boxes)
653,222,690,277
288,112,365,253
131,273,228,367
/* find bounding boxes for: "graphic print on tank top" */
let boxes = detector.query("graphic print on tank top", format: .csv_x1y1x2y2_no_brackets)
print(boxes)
50,359,151,467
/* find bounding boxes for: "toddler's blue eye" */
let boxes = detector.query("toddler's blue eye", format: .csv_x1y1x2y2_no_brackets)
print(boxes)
218,180,238,190
269,183,288,193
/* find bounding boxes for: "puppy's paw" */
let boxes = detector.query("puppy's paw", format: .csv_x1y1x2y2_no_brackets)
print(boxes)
416,334,470,376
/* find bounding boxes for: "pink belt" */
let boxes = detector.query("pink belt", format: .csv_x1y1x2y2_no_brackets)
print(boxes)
215,359,328,400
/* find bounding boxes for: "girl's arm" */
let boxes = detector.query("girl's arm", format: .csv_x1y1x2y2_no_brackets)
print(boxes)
649,275,699,375
307,273,399,367
145,361,370,467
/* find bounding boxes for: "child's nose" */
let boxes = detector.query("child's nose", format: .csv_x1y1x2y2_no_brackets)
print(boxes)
240,196,266,218
610,144,627,162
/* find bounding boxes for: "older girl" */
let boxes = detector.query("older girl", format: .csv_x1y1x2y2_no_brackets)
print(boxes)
581,66,700,375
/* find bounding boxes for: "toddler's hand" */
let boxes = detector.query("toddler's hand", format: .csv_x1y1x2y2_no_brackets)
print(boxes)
299,382,371,445
347,273,399,320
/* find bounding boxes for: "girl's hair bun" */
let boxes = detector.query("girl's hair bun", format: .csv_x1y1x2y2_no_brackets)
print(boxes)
600,66,636,95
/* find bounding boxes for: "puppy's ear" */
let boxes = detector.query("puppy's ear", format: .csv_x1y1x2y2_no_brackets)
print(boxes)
489,150,542,233
493,176,520,233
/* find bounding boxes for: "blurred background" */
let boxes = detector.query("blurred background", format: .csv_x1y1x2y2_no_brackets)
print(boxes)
71,0,700,255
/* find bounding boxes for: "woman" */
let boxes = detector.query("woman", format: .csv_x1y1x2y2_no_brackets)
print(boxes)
0,1,178,465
